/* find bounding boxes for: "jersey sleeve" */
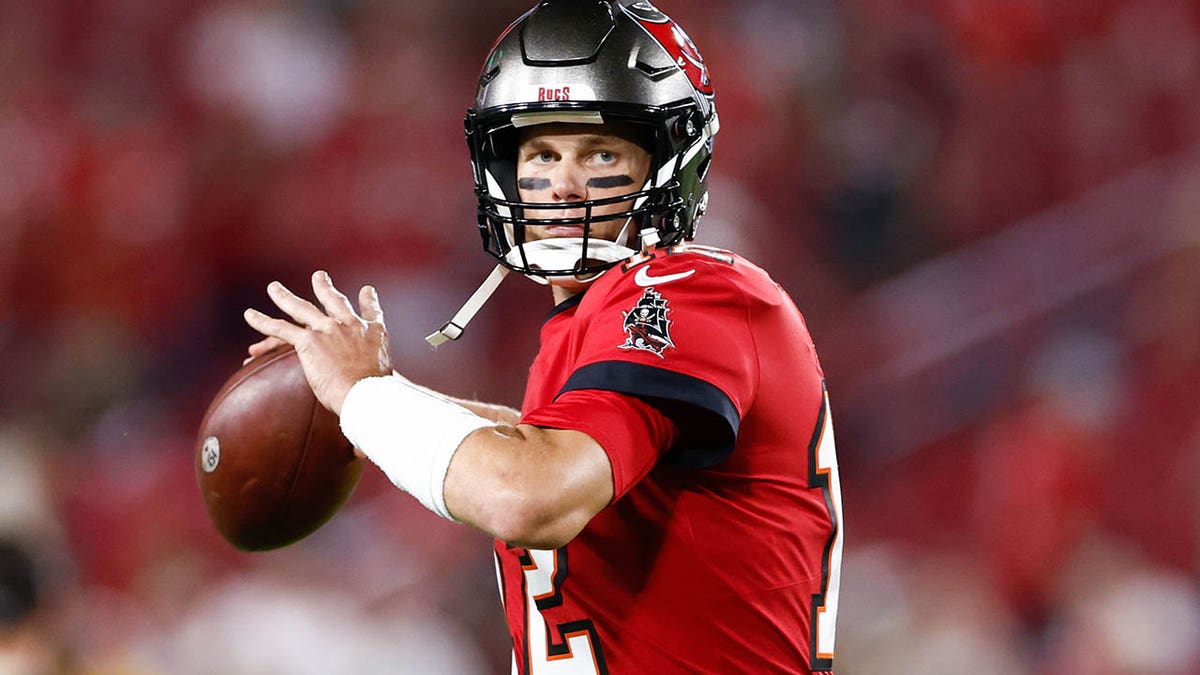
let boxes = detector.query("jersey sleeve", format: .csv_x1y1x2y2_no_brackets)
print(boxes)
560,253,760,468
521,389,679,500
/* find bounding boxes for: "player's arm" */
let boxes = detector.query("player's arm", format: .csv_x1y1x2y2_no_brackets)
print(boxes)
245,272,608,547
444,425,612,549
335,377,614,549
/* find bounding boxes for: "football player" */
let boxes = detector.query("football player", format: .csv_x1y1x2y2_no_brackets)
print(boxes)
244,1,844,672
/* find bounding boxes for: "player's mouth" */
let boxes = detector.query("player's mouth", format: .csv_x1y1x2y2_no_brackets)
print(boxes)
540,225,587,238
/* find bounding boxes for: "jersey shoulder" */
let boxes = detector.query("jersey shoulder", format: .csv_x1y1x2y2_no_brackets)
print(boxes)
593,244,786,309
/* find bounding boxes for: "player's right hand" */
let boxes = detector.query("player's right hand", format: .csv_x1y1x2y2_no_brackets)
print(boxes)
243,271,393,417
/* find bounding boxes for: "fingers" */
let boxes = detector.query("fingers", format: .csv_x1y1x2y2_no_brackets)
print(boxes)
247,273,379,353
244,307,307,344
267,280,332,329
312,270,360,325
248,336,286,355
358,285,384,324
244,336,287,364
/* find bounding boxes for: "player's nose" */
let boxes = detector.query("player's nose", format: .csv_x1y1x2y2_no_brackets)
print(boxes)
549,162,587,203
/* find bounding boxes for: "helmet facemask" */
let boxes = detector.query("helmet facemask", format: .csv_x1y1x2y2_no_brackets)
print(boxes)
468,105,707,282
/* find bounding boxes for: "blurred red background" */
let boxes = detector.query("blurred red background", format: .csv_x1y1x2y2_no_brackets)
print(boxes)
0,0,1198,672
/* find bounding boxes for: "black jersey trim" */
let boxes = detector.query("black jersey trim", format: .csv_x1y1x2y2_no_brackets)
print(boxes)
543,292,585,324
558,360,741,468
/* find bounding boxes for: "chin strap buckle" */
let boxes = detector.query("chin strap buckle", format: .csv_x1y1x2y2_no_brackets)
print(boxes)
639,227,661,250
425,265,510,347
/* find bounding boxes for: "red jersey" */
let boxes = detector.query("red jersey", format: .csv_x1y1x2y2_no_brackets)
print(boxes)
498,245,844,674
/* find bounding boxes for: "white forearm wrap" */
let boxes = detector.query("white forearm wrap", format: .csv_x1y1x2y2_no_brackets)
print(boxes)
339,375,492,520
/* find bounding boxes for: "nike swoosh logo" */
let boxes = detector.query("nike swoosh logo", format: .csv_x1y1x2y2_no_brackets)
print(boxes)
634,266,696,287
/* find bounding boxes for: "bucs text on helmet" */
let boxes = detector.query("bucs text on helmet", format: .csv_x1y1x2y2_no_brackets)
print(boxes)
466,0,720,280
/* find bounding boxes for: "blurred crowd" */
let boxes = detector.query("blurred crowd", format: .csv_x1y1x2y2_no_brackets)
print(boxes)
0,0,1198,672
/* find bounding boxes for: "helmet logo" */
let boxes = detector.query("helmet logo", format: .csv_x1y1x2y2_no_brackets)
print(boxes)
521,83,597,103
624,2,713,96
619,286,676,358
539,86,572,101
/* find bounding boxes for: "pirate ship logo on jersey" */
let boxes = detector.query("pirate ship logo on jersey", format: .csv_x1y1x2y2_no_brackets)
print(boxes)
619,287,676,358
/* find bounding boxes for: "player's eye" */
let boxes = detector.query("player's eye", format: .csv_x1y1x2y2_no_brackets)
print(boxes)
522,149,555,164
594,151,616,164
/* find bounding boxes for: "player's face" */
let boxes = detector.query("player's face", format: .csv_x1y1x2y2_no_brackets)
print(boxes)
516,124,652,243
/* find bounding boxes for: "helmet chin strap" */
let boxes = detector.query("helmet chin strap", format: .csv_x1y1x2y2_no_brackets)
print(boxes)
425,265,511,347
427,218,642,347
508,213,639,284
503,237,637,285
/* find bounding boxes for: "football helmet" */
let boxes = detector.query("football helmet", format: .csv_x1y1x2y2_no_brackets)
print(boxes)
466,0,720,280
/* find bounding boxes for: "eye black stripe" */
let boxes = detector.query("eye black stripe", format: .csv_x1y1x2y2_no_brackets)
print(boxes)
587,175,635,188
517,177,552,190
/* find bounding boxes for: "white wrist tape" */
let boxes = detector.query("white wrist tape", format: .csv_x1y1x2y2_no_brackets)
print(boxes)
339,375,492,520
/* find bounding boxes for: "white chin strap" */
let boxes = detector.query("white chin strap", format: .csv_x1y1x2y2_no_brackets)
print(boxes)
425,238,637,347
502,238,637,285
425,265,510,347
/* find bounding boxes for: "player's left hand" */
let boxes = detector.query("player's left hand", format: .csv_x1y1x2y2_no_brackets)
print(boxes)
244,271,392,416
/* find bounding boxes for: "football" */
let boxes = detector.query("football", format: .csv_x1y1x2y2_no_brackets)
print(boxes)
196,345,363,551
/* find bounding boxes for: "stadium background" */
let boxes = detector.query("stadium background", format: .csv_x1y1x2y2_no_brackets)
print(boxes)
0,0,1197,672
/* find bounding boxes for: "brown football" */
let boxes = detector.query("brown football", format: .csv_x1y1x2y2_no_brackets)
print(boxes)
195,345,363,551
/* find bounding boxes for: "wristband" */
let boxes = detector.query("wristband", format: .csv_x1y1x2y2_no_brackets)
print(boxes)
339,375,492,520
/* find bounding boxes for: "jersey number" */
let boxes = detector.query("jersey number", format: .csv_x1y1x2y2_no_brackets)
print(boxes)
807,387,843,670
520,548,608,674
